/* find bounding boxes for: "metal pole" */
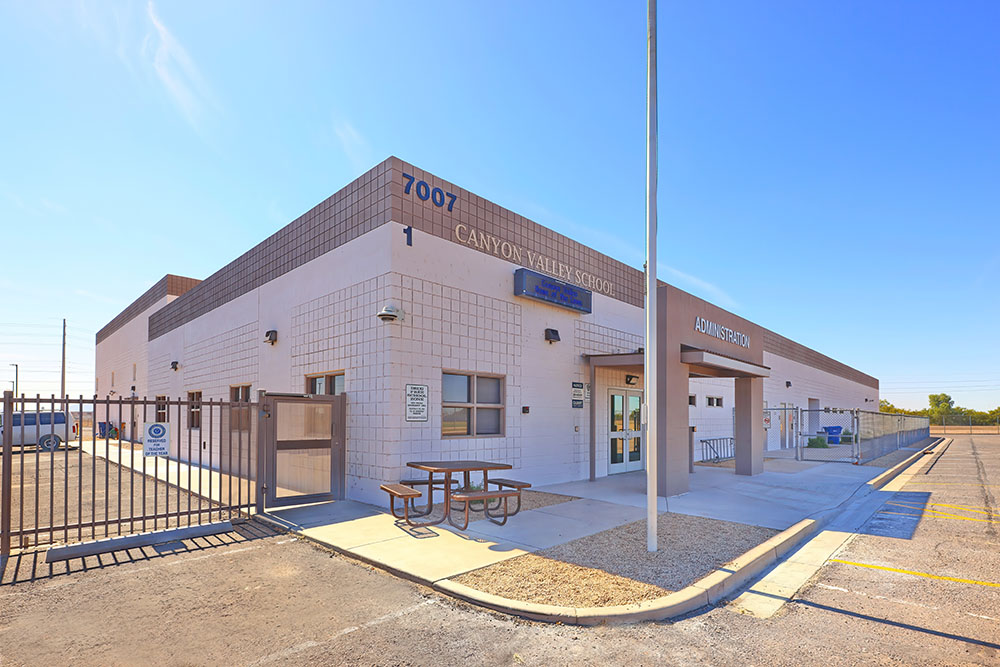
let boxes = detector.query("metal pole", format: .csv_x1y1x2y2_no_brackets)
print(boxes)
2,391,13,558
8,364,16,398
644,0,659,553
60,319,66,399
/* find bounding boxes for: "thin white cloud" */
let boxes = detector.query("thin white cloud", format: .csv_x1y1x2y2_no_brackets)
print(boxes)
144,1,217,130
661,265,739,310
333,120,374,173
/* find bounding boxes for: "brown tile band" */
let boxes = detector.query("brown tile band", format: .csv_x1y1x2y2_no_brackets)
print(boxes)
135,156,876,390
96,274,201,344
146,160,395,341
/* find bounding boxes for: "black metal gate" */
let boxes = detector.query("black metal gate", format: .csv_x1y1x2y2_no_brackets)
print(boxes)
258,392,346,509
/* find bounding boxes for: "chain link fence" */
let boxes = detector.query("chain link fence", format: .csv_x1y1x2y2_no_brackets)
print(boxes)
799,408,858,462
930,414,1000,435
856,410,930,463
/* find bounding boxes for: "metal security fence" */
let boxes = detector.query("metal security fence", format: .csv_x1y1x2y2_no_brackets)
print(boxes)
931,414,1000,435
799,408,858,463
1,393,258,557
763,407,799,455
857,410,930,463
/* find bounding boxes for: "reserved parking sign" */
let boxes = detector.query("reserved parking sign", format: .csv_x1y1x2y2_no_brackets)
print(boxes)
143,422,170,457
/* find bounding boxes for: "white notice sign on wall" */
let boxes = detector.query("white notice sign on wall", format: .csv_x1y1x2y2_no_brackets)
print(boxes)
143,422,170,457
405,384,429,422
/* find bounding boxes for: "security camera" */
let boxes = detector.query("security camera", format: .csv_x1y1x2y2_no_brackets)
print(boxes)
376,305,402,322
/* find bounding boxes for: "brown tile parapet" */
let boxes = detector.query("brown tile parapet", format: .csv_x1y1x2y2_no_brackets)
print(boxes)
96,274,200,344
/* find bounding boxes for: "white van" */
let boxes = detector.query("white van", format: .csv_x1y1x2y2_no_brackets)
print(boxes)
0,411,77,451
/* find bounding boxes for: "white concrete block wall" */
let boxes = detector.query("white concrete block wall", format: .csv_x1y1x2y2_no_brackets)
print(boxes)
95,294,173,402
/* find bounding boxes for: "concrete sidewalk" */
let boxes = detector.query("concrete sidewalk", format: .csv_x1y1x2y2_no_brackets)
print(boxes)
262,459,887,588
263,497,646,584
539,459,882,530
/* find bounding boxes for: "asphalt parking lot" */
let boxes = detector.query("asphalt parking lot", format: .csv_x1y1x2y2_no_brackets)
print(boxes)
0,437,996,666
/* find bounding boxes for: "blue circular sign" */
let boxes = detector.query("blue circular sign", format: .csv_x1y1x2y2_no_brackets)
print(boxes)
149,424,166,438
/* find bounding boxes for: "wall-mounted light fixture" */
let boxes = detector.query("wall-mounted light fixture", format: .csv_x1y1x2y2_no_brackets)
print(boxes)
785,381,792,388
376,305,403,322
625,375,639,386
170,361,179,371
264,330,278,345
544,328,560,343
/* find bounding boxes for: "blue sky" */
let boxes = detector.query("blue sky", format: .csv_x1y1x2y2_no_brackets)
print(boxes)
1,1,998,410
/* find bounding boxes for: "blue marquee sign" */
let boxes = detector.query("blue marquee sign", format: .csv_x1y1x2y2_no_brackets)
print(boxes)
513,268,593,314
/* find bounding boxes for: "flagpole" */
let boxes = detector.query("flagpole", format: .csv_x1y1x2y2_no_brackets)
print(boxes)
645,0,659,552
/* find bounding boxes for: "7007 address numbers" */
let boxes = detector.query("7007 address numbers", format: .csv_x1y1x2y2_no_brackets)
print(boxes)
403,173,457,212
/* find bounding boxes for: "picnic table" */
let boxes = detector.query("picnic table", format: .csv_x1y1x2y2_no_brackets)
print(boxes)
382,460,530,530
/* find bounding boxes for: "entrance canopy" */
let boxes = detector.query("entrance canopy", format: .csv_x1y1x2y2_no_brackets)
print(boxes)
680,346,770,379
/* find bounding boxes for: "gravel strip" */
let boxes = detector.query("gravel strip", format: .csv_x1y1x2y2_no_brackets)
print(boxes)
454,512,779,607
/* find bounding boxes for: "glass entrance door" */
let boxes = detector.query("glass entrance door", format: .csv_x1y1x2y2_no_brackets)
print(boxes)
608,389,644,474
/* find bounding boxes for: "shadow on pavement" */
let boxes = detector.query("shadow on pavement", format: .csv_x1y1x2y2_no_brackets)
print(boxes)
793,598,1000,651
1,519,279,586
856,491,931,540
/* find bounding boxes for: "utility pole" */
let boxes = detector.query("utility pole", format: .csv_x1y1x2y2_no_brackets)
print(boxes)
644,0,659,552
8,364,16,396
60,318,67,398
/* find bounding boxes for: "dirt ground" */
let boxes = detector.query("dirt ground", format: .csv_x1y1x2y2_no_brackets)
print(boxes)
454,512,778,607
2,447,233,551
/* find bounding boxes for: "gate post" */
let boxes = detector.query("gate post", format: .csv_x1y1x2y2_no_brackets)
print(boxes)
255,390,267,515
2,391,13,558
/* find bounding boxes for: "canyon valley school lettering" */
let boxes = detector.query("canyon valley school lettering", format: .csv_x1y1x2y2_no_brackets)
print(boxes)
694,316,751,349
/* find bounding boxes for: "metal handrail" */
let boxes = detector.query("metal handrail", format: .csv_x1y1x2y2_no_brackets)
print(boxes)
700,437,734,463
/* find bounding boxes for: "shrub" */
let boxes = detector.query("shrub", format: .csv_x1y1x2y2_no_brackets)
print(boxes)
807,436,829,448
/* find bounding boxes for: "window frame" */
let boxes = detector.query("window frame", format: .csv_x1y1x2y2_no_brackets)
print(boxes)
707,396,724,408
187,391,203,429
441,370,505,439
229,384,252,431
688,394,697,407
305,371,346,396
155,395,169,423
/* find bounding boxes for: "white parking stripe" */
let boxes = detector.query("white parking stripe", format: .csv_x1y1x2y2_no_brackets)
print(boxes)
814,583,1000,622
249,599,437,665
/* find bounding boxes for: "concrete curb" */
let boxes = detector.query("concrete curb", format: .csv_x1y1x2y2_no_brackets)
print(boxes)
866,437,946,491
432,516,821,625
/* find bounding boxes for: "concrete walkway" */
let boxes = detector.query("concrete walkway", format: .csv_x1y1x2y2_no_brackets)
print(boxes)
263,497,646,584
538,459,883,530
262,459,887,587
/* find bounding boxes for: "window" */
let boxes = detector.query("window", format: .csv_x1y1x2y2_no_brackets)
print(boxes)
306,372,345,396
442,372,504,437
132,363,137,382
155,396,169,422
707,396,723,408
111,371,115,387
188,391,202,429
230,385,251,431
688,395,697,407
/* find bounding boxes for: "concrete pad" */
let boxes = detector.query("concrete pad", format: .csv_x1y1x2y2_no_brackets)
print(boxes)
269,500,380,530
464,510,600,550
533,498,645,524
540,464,884,532
351,530,529,583
463,499,644,549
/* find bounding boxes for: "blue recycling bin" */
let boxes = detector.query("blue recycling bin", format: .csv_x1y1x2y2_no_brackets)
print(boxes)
823,425,843,444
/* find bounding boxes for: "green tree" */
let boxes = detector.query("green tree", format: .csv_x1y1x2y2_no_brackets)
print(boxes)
927,393,955,424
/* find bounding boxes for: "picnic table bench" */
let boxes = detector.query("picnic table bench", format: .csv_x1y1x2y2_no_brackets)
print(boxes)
381,460,530,529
